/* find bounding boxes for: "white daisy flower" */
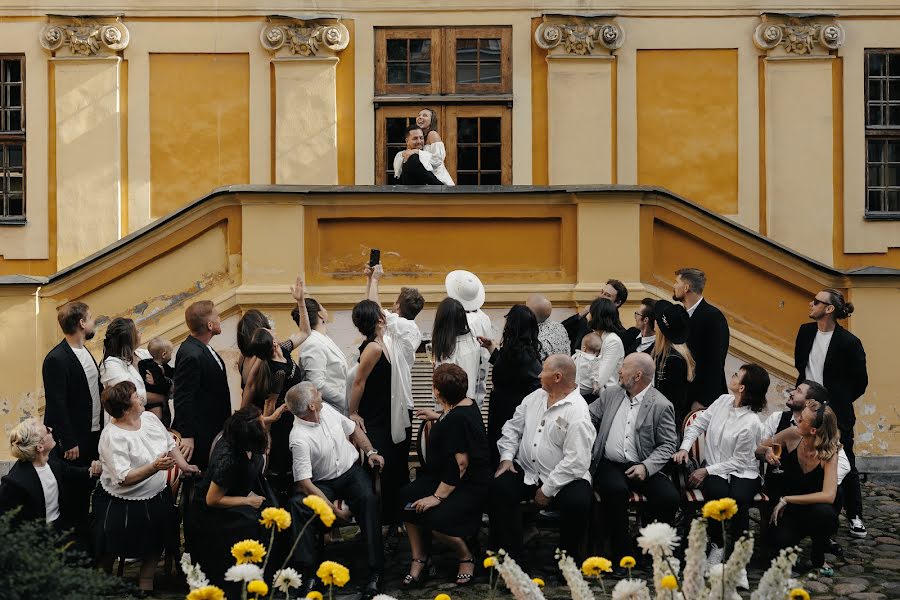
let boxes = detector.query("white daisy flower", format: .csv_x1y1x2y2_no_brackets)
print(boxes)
224,563,264,583
273,567,302,593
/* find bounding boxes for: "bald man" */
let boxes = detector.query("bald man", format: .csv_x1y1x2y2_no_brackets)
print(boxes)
525,293,571,361
588,353,679,564
491,354,596,564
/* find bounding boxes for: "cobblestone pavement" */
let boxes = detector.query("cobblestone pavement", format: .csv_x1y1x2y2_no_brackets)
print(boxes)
146,480,900,599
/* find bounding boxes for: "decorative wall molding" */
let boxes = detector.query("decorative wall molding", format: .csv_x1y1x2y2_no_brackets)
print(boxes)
260,17,350,58
40,16,130,57
753,14,845,58
534,14,624,57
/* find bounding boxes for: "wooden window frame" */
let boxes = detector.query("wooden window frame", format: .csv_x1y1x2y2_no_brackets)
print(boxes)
0,54,25,224
864,49,900,220
375,28,442,96
444,27,512,95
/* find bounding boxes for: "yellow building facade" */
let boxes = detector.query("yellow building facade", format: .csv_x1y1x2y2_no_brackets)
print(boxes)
0,2,898,467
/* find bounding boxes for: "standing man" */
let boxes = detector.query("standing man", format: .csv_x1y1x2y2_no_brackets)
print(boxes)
446,270,492,406
589,353,679,565
490,354,595,564
42,301,102,522
794,288,868,537
172,300,231,470
525,293,571,361
562,279,628,354
672,268,729,410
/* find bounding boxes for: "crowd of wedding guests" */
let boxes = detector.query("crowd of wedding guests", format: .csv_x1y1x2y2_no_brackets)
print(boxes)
0,263,868,597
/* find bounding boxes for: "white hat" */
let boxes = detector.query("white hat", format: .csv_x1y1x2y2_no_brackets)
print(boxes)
445,270,485,312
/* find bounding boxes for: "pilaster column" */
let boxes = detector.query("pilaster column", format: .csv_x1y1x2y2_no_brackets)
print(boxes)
261,17,349,185
41,16,129,269
755,13,845,265
535,15,623,185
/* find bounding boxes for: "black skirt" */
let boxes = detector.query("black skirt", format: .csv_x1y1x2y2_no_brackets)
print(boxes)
92,485,176,559
399,474,487,538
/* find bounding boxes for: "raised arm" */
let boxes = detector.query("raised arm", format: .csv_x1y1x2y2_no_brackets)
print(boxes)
288,274,311,348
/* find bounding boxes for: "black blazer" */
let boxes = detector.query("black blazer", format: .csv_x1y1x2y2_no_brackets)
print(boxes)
654,350,691,429
794,322,867,431
42,340,102,453
561,313,591,355
0,456,88,526
623,327,643,355
172,335,232,468
685,299,730,407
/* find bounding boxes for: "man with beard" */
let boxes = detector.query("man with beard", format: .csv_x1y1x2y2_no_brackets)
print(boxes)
672,268,730,411
42,301,103,525
393,125,444,185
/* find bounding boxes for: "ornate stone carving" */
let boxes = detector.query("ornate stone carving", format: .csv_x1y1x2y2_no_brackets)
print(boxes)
753,15,845,57
40,17,130,56
260,18,349,58
535,16,623,57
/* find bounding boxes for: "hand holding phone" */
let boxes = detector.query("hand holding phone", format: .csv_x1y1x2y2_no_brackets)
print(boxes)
369,248,381,267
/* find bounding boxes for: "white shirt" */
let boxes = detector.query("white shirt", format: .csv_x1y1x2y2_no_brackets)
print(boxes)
34,464,60,523
465,310,493,404
637,335,656,353
99,411,175,500
497,387,595,498
70,344,102,432
384,310,422,411
680,394,762,480
436,333,482,405
100,353,149,406
300,331,349,413
591,332,625,392
573,350,601,396
289,404,359,483
604,386,649,463
761,411,850,484
804,330,833,384
686,297,704,318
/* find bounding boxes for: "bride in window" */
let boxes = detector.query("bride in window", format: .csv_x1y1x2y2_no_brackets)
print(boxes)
415,108,455,186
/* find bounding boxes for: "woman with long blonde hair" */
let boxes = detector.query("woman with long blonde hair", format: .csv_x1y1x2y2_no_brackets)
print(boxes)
761,398,842,575
649,300,695,429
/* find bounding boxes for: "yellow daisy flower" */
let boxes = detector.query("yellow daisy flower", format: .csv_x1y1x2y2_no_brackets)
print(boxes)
247,580,268,596
484,556,497,568
716,497,738,519
661,575,678,591
230,539,266,564
186,586,225,600
533,578,545,588
789,589,811,600
435,594,452,600
701,499,723,520
303,495,336,527
317,560,351,587
259,506,292,531
702,498,739,521
620,556,636,569
582,556,613,577
306,592,324,600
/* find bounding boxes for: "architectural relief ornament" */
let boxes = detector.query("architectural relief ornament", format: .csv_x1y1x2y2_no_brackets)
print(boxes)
40,17,130,56
753,16,845,56
260,18,350,57
535,17,624,56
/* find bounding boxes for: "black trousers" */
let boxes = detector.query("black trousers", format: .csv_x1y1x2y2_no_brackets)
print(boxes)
398,153,443,185
702,475,760,545
593,459,680,560
289,464,384,575
839,425,863,519
62,429,101,540
489,467,592,563
773,503,838,567
365,417,412,526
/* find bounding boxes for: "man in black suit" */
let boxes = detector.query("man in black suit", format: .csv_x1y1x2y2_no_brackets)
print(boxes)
795,288,868,538
42,301,102,524
563,278,628,354
623,297,657,355
172,300,232,470
673,268,729,410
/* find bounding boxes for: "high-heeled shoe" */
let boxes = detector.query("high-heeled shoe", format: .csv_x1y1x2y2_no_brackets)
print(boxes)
456,557,475,586
403,556,432,588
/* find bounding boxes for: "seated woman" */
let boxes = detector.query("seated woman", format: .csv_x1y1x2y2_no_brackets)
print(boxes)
191,406,276,593
649,300,696,429
93,381,197,595
673,363,767,567
583,298,627,401
0,418,100,546
400,364,490,587
758,399,842,576
415,108,455,186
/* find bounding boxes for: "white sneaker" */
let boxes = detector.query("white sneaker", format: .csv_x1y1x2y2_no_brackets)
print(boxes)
707,544,725,571
849,517,867,538
737,568,750,589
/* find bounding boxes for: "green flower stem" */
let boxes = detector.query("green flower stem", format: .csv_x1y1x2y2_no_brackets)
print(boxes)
721,521,727,600
261,526,277,576
598,575,608,599
276,514,319,574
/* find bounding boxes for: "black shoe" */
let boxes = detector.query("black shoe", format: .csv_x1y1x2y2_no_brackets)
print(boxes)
827,538,844,556
362,571,382,599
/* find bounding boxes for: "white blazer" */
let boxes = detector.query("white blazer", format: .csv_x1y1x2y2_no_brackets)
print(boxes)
300,330,349,414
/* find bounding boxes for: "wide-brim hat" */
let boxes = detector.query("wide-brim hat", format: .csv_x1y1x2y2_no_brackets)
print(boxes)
653,299,690,345
445,270,485,311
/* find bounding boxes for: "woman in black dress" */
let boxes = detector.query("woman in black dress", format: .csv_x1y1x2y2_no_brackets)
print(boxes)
478,304,541,467
401,364,489,587
191,406,275,595
348,299,410,527
649,300,696,431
